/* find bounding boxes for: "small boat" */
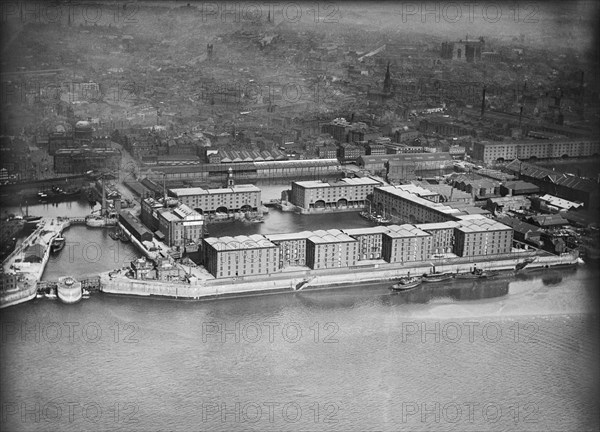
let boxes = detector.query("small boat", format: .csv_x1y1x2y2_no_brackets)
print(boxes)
391,276,422,291
515,257,536,271
455,267,498,279
422,271,454,283
359,211,374,221
51,236,65,253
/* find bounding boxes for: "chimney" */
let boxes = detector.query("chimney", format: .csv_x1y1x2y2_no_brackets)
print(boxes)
163,173,167,207
480,86,486,118
519,105,523,127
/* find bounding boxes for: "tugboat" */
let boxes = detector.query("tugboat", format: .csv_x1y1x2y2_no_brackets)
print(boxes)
456,267,498,279
56,276,82,304
422,266,454,283
119,230,130,242
391,273,422,291
50,236,66,253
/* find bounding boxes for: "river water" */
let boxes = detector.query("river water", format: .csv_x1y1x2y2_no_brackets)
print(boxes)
2,199,599,432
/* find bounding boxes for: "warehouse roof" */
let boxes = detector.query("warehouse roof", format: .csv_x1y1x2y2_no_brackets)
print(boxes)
170,184,261,196
455,215,512,232
308,229,357,244
385,224,431,238
293,177,381,188
204,234,276,251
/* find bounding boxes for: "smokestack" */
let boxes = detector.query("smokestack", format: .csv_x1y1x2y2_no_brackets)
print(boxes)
519,105,523,127
480,86,486,118
163,173,167,207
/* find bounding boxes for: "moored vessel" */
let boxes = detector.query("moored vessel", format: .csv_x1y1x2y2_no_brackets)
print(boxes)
51,236,66,253
391,276,422,291
422,271,454,283
455,267,498,279
56,276,82,304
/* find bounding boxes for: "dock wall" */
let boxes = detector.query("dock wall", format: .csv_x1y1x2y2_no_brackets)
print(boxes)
100,251,579,300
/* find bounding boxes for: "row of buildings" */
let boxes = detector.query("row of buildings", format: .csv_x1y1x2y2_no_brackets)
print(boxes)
201,215,514,278
472,139,599,164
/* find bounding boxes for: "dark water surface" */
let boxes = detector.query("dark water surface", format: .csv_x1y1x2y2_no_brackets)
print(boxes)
1,266,598,431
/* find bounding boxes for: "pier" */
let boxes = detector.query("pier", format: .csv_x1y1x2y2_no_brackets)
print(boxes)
1,216,87,308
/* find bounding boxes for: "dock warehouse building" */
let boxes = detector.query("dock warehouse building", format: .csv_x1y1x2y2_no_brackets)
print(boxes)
452,215,513,257
203,235,279,278
372,186,463,224
265,231,313,268
289,177,382,213
169,184,261,214
382,225,432,263
306,229,359,270
342,226,390,260
119,211,153,243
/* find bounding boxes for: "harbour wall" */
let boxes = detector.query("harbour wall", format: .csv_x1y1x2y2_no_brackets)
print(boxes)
100,251,579,300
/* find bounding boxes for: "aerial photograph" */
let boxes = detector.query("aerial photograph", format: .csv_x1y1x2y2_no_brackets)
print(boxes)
1,1,599,431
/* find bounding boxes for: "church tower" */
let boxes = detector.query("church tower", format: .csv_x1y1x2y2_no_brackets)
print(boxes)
383,61,391,93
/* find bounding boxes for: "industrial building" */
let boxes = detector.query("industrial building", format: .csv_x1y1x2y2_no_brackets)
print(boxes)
372,186,463,224
386,152,454,182
289,177,382,213
53,148,121,174
144,159,343,183
472,139,599,164
504,159,600,208
119,211,153,244
157,203,204,249
306,229,359,270
415,221,460,255
382,225,432,263
169,184,261,214
203,235,279,278
201,216,517,278
453,215,513,257
265,231,313,268
342,226,389,261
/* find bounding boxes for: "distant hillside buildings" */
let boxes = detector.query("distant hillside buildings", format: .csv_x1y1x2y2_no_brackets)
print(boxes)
441,37,485,62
